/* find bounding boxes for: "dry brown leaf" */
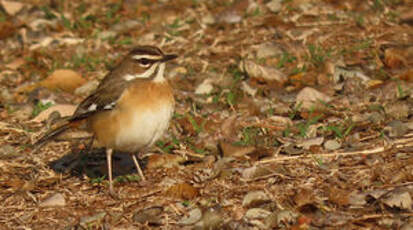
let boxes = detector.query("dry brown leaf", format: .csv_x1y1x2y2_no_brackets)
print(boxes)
293,188,315,209
269,116,293,127
397,69,413,82
240,60,287,84
382,190,412,210
218,141,256,158
220,115,237,138
0,21,16,39
31,104,77,123
195,79,214,95
40,69,86,93
1,0,24,16
176,115,203,136
289,72,317,88
242,166,273,180
300,110,326,121
5,58,25,70
146,154,184,169
296,137,324,150
366,79,384,89
296,87,332,110
400,8,413,24
328,187,350,206
384,48,407,69
165,183,199,200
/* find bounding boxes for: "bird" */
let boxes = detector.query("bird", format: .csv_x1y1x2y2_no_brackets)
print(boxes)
34,46,177,196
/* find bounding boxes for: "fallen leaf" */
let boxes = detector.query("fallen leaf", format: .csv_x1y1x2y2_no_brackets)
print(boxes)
348,191,367,207
289,72,317,88
146,154,184,169
242,190,271,208
179,208,202,225
242,166,273,180
255,42,283,59
366,79,384,89
165,183,199,200
31,104,77,122
218,141,256,158
220,115,237,138
269,116,293,127
133,207,163,225
244,208,272,220
74,80,99,96
297,215,312,225
266,0,282,13
328,187,349,206
195,79,214,95
5,58,25,70
1,0,24,16
400,8,413,24
397,69,413,82
241,81,257,97
39,193,66,207
0,21,16,39
40,69,86,93
323,140,341,151
296,87,332,110
293,188,316,210
382,190,412,210
240,60,287,84
296,137,324,150
384,48,407,69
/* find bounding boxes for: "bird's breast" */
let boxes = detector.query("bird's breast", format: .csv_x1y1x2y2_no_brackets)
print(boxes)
89,81,174,152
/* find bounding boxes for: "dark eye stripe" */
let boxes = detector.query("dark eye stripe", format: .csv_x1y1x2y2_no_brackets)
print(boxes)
137,58,156,65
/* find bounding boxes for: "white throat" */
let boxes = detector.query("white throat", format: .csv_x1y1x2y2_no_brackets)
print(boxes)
153,63,166,82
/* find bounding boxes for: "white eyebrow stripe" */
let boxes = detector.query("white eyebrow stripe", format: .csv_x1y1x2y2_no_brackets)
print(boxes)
132,54,161,60
123,63,159,81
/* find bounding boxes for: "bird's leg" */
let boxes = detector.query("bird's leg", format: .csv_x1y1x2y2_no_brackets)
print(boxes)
106,148,116,197
131,153,146,181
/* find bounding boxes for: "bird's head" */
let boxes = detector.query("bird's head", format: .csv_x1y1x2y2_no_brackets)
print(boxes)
122,46,177,82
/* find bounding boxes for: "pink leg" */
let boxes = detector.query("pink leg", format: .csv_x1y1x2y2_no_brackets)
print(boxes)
132,154,146,181
106,148,116,197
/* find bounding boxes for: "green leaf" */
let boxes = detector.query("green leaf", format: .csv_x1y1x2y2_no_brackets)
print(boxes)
32,101,53,117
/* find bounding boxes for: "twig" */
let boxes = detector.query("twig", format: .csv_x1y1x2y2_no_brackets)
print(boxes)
241,172,292,183
295,21,349,27
173,149,205,159
354,213,413,222
258,146,386,164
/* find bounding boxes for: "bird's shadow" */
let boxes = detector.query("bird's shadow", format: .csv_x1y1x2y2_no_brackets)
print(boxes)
48,148,146,179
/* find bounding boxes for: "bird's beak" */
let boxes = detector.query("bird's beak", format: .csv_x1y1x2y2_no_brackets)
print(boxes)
161,54,178,62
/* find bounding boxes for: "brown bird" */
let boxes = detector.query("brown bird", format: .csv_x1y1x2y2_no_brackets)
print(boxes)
35,46,177,196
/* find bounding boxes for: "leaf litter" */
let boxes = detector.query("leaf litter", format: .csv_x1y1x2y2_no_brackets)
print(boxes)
0,0,413,229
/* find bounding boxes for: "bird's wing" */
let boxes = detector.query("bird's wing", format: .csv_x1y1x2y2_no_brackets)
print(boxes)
70,77,129,121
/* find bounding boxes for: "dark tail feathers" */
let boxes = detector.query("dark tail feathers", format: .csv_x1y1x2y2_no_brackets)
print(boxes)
34,122,71,146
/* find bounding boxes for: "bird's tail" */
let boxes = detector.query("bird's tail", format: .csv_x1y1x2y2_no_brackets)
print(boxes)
34,122,71,146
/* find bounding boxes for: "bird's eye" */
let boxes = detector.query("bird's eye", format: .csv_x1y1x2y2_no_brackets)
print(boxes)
138,58,151,65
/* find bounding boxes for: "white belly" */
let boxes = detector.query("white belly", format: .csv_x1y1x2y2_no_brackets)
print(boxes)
115,103,174,152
